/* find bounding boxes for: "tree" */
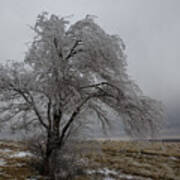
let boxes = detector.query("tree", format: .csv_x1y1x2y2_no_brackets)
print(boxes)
0,12,164,176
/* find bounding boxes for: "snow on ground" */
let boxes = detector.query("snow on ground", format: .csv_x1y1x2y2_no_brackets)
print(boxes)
87,168,118,176
0,146,33,158
86,168,118,180
87,167,152,180
9,151,33,158
0,159,6,166
0,142,38,179
0,149,12,153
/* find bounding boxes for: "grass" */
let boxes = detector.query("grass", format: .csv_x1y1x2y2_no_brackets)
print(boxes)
0,140,41,180
82,140,180,180
0,139,179,179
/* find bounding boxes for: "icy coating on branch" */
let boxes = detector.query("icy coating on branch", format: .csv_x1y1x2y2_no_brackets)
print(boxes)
0,13,164,141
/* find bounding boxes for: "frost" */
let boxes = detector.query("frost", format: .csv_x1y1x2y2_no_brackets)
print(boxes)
0,13,164,141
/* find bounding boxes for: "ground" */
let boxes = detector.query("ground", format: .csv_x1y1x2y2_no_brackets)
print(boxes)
0,140,179,180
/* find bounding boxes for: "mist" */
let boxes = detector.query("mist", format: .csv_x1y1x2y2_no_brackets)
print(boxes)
0,0,180,135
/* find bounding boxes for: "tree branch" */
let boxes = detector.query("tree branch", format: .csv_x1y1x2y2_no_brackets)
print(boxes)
58,93,111,145
65,40,82,60
53,38,63,59
47,97,52,130
12,87,48,129
80,82,124,97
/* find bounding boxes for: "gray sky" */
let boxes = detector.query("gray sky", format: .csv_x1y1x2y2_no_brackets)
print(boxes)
0,0,180,108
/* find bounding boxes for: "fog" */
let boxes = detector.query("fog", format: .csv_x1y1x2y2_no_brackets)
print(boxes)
0,0,180,129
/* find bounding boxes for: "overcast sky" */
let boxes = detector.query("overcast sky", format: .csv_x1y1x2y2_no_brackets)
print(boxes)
0,0,180,108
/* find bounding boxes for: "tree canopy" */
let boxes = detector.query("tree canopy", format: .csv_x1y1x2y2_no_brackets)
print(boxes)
0,13,164,142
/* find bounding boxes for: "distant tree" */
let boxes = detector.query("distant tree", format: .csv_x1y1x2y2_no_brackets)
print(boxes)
0,12,164,176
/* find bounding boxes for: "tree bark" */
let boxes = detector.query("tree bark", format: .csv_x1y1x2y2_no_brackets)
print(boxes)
42,130,61,179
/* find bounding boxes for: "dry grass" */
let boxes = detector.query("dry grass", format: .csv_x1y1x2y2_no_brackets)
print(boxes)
0,140,42,180
0,140,179,179
82,140,180,180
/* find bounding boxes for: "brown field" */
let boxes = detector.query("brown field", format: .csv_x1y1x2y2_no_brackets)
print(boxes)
0,140,179,180
78,140,180,180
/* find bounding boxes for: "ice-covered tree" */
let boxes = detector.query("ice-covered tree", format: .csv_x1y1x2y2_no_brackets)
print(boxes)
0,12,164,175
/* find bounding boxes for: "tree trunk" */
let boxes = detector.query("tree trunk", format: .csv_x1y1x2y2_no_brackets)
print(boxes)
42,131,60,179
42,155,51,176
42,139,52,176
43,106,62,179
